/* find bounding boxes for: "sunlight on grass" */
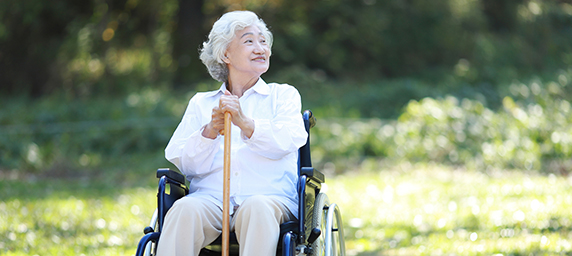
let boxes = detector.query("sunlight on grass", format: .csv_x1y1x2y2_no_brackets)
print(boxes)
0,182,156,256
325,162,572,255
2,164,572,255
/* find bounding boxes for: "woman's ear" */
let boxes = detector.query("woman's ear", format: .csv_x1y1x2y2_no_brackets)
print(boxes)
222,52,231,64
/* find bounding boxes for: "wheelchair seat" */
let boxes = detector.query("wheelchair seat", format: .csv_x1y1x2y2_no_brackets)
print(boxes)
198,220,299,256
135,110,344,256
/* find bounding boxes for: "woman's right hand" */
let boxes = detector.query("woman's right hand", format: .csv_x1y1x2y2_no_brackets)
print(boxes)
202,106,225,139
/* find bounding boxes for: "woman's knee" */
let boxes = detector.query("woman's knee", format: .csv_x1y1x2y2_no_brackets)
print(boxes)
242,195,273,207
167,196,214,220
240,195,278,214
170,196,197,211
236,195,284,222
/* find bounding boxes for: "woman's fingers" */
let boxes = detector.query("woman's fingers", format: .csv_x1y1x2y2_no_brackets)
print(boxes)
216,91,254,137
219,94,242,122
209,106,225,135
220,95,239,112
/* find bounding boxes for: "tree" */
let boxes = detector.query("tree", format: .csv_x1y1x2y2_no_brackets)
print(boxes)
0,0,93,96
171,0,210,88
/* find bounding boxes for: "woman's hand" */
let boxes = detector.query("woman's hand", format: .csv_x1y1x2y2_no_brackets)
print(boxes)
202,105,225,139
202,90,255,139
219,90,255,138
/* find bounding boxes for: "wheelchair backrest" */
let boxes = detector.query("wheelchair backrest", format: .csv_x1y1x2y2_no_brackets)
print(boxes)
298,110,316,170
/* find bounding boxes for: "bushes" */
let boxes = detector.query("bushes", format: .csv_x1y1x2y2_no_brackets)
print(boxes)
0,88,188,175
311,71,572,174
2,71,572,175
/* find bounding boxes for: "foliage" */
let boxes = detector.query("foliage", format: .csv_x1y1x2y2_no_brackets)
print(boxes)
0,87,189,174
0,0,180,96
2,0,572,99
310,70,572,174
2,165,572,255
264,0,477,79
2,70,572,176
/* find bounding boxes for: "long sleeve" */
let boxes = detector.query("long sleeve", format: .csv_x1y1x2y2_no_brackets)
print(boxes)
242,85,308,160
165,94,222,179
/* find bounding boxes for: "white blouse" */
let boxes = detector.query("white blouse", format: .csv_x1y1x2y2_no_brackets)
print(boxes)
165,78,308,217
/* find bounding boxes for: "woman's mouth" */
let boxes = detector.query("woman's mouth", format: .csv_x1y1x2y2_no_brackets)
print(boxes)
252,56,266,62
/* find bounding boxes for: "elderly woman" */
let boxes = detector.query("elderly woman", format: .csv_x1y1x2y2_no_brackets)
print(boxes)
156,10,308,256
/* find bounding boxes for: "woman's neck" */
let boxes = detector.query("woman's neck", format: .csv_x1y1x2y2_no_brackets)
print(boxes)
226,75,259,98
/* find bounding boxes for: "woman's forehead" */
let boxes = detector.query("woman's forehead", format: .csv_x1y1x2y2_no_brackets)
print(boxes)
235,26,263,38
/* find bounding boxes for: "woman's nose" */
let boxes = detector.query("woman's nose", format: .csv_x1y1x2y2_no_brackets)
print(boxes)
253,42,265,54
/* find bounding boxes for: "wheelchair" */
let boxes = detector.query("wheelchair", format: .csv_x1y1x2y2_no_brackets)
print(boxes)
135,110,345,256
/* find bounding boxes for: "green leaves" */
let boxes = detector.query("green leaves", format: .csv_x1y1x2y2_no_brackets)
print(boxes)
0,91,181,174
311,72,572,174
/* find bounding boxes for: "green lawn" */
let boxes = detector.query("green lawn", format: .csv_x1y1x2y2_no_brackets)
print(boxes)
326,163,572,255
0,177,156,255
2,163,572,255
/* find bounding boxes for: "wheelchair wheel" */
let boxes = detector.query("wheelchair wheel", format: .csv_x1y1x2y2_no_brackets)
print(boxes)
311,193,345,256
144,208,159,256
325,202,345,256
311,193,329,256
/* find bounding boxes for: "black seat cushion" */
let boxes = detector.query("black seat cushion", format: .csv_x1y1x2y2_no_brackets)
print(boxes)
200,220,300,255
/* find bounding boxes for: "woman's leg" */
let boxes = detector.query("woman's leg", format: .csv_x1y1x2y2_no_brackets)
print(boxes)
156,196,222,256
233,195,295,256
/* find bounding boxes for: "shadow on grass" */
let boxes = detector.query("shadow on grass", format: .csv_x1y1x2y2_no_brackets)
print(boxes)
0,151,177,202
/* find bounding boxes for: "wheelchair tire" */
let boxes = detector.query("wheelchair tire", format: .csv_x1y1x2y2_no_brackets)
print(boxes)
325,203,345,256
311,193,329,256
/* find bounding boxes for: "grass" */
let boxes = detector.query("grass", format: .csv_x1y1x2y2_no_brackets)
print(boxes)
0,177,156,255
2,162,572,255
325,162,572,255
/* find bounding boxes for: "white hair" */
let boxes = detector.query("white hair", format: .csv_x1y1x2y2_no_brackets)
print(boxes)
199,10,273,82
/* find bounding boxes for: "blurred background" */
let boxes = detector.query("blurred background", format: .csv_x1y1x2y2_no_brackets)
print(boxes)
1,0,572,255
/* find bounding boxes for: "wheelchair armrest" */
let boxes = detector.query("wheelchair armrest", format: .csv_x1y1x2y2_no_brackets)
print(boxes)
300,167,325,184
156,169,189,233
156,168,186,185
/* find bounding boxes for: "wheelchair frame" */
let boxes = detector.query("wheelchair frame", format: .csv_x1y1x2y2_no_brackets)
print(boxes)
135,110,345,256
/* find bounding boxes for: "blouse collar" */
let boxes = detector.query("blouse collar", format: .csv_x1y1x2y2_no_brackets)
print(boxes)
209,78,270,97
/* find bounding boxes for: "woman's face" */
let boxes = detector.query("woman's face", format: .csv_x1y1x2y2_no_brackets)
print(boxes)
224,25,270,79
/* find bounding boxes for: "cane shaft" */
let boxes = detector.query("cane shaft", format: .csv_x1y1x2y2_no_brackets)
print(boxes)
222,112,231,256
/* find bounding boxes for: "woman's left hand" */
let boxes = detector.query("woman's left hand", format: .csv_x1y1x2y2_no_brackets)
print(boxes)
219,90,255,138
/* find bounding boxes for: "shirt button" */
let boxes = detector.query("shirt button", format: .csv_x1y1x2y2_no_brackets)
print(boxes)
234,172,239,176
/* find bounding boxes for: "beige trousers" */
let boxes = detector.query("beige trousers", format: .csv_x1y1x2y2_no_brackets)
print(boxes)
155,194,294,256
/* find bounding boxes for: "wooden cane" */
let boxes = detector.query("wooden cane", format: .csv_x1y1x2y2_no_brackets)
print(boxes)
222,112,231,256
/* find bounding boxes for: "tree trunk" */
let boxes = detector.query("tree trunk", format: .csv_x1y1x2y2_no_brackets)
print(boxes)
172,0,208,89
